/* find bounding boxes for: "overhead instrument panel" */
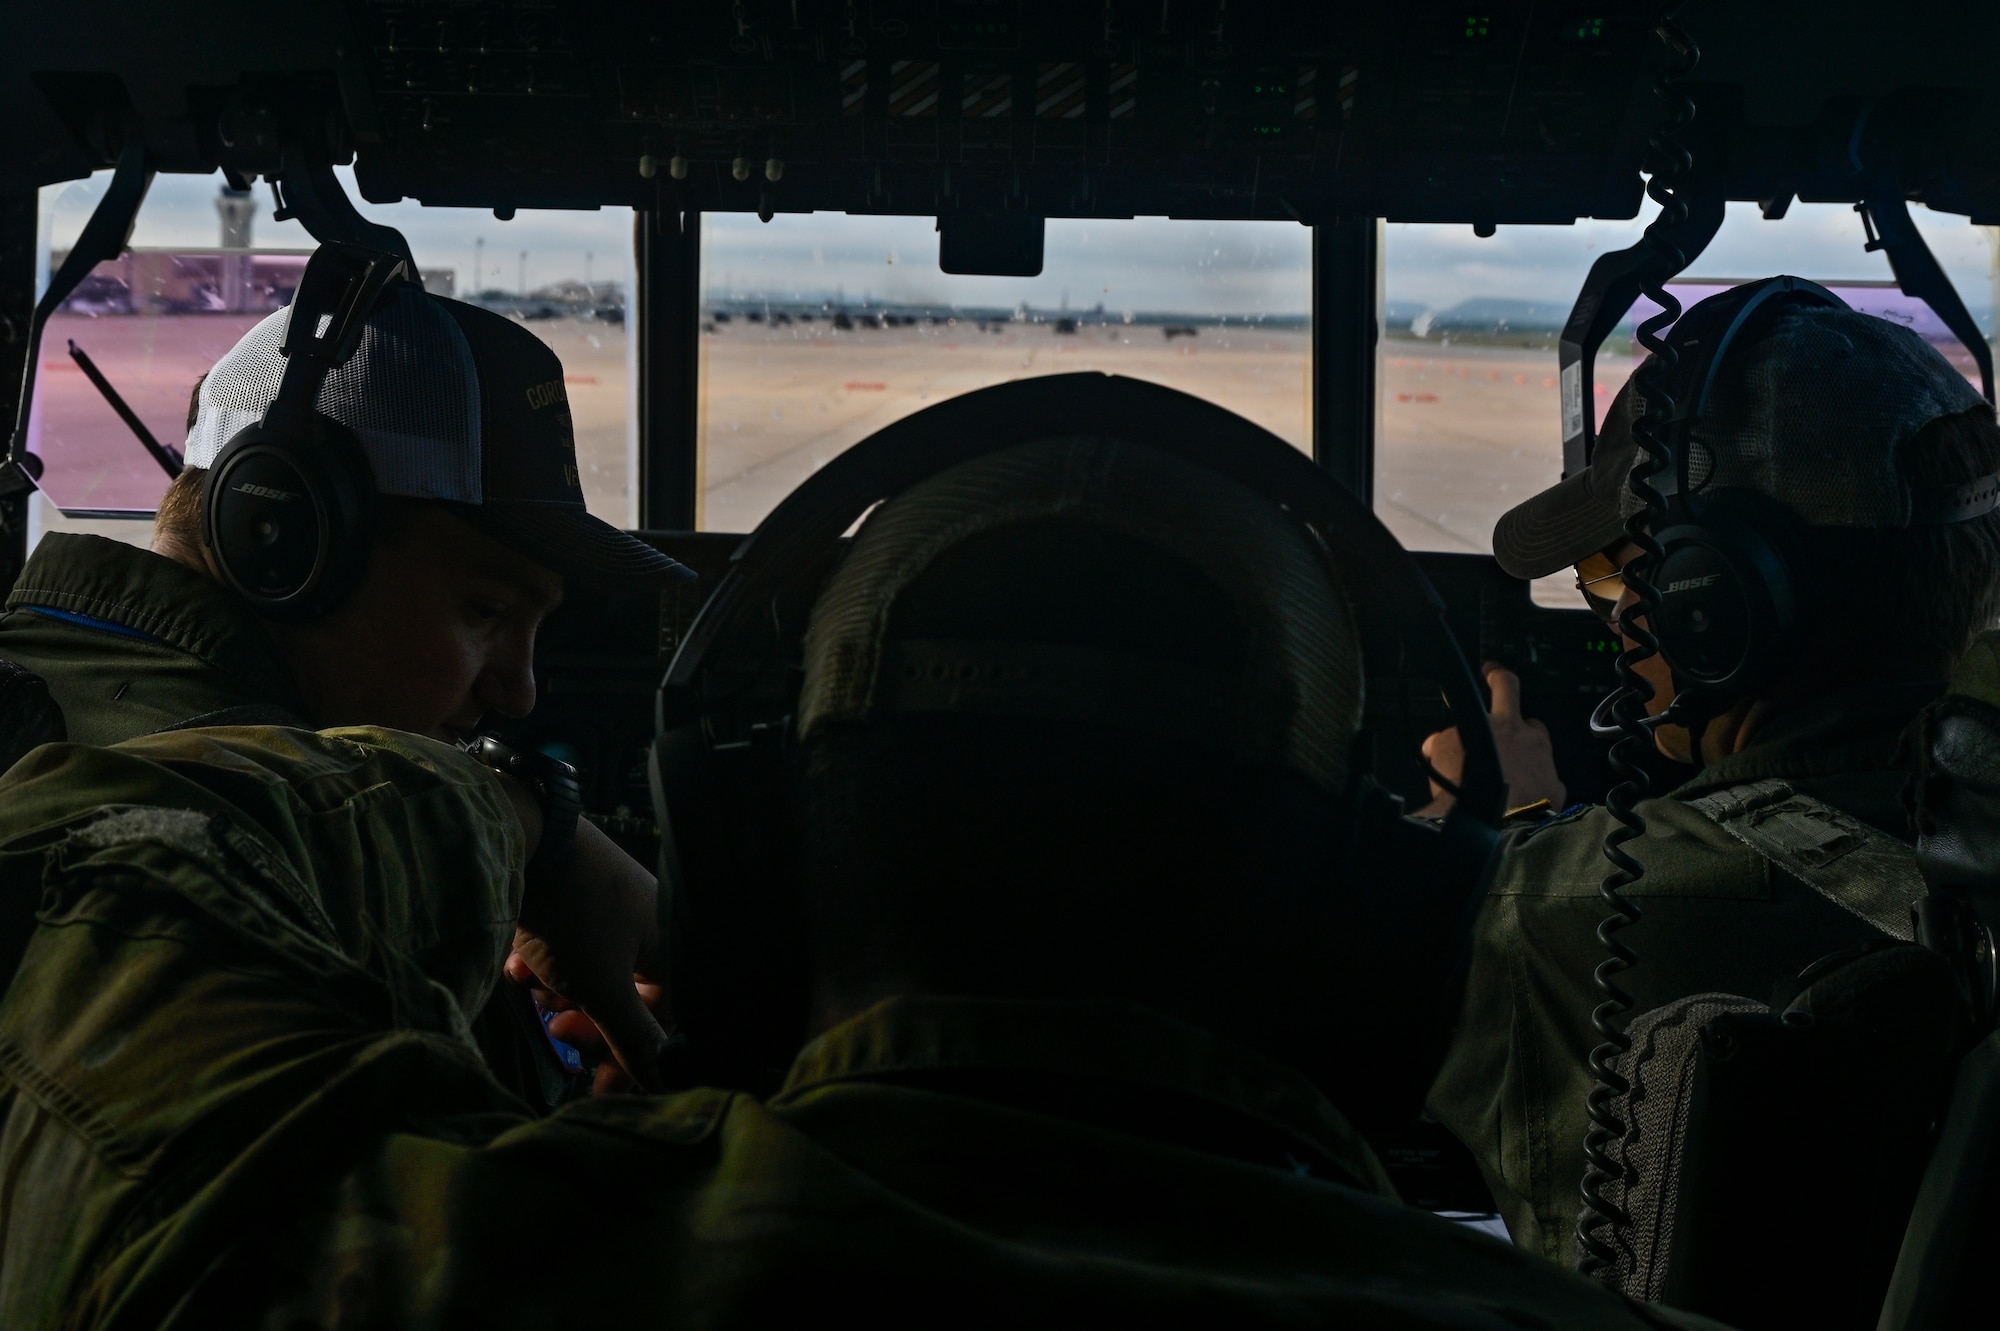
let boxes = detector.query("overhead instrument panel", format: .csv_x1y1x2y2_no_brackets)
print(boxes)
10,5,2000,224
325,3,1662,223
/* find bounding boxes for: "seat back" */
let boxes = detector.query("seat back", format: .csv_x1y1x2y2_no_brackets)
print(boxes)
1909,686,2000,994
1875,641,2000,1330
1588,634,2000,1325
1584,992,1764,1303
1586,946,1968,1329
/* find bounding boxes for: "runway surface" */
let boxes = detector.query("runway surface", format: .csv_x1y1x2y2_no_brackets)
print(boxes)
27,314,1612,582
694,320,1613,559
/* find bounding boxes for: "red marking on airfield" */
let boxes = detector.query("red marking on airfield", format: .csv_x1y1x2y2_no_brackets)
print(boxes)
564,375,599,385
1543,377,1558,388
845,381,887,391
1513,374,1529,385
1396,392,1439,403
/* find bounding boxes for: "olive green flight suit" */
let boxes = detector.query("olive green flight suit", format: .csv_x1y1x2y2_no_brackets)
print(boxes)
0,727,1721,1331
1430,684,1938,1264
0,533,312,744
0,531,574,1107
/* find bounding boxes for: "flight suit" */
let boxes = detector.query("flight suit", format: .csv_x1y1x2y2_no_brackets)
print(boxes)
0,726,1719,1331
0,533,313,744
0,530,577,1106
1430,683,1938,1264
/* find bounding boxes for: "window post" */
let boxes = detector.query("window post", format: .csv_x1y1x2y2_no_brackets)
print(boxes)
1311,217,1383,504
635,209,702,531
0,186,36,589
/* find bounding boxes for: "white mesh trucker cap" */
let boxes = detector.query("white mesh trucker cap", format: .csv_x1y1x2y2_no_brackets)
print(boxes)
186,284,692,586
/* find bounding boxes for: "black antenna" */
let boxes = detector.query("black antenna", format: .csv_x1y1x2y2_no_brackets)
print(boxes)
65,341,181,481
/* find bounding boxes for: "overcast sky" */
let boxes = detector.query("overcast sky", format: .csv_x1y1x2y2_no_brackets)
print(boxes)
41,169,1999,326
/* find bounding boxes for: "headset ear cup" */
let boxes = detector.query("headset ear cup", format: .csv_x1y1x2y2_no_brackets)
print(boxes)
204,418,376,620
1652,492,1804,702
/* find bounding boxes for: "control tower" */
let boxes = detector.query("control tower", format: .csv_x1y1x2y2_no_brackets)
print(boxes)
215,185,257,311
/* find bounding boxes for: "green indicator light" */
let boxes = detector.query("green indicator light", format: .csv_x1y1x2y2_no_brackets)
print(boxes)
1575,17,1606,39
1463,14,1492,38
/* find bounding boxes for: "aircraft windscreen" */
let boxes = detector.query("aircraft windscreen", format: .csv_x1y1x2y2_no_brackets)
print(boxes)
30,170,636,550
31,172,1995,581
1380,201,1997,604
695,213,1311,533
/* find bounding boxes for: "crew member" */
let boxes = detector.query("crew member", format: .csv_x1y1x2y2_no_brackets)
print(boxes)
0,259,693,1096
0,436,1721,1328
1422,290,2000,1260
1,272,690,747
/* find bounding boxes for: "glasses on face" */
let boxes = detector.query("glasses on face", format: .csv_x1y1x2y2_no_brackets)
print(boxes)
1574,551,1628,625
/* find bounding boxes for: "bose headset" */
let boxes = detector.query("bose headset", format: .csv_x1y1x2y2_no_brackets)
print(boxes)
202,242,410,619
649,372,1507,1135
1640,275,2000,719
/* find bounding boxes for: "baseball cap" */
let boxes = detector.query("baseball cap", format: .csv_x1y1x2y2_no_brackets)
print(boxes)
1493,288,1991,580
797,435,1365,797
183,282,693,587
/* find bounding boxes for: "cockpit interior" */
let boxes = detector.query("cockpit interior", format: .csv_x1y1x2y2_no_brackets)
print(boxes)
4,3,2000,1326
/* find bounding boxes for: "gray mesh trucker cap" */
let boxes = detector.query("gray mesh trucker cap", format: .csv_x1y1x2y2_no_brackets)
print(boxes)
185,284,692,586
1493,297,1990,580
798,436,1366,797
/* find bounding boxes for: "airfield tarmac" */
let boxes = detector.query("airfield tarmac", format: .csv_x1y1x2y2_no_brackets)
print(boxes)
696,318,1312,532
29,314,1611,583
692,319,1613,554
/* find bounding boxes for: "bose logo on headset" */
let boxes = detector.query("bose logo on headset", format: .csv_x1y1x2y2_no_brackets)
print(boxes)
1666,573,1724,594
232,483,300,502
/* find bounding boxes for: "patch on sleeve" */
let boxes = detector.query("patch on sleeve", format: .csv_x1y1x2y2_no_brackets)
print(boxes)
67,806,217,857
63,804,344,950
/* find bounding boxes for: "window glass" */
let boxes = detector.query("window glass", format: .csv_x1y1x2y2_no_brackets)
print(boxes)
1379,202,1999,603
30,170,634,552
697,214,1311,532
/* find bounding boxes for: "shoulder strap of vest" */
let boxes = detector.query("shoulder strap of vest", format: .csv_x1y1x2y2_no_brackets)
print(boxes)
1688,777,1924,941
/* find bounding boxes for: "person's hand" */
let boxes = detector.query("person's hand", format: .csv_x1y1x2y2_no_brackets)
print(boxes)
505,951,665,1095
1418,662,1566,818
504,808,673,1091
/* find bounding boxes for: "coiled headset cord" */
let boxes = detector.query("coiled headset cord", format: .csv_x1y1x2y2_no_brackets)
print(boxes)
1574,6,1701,1280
